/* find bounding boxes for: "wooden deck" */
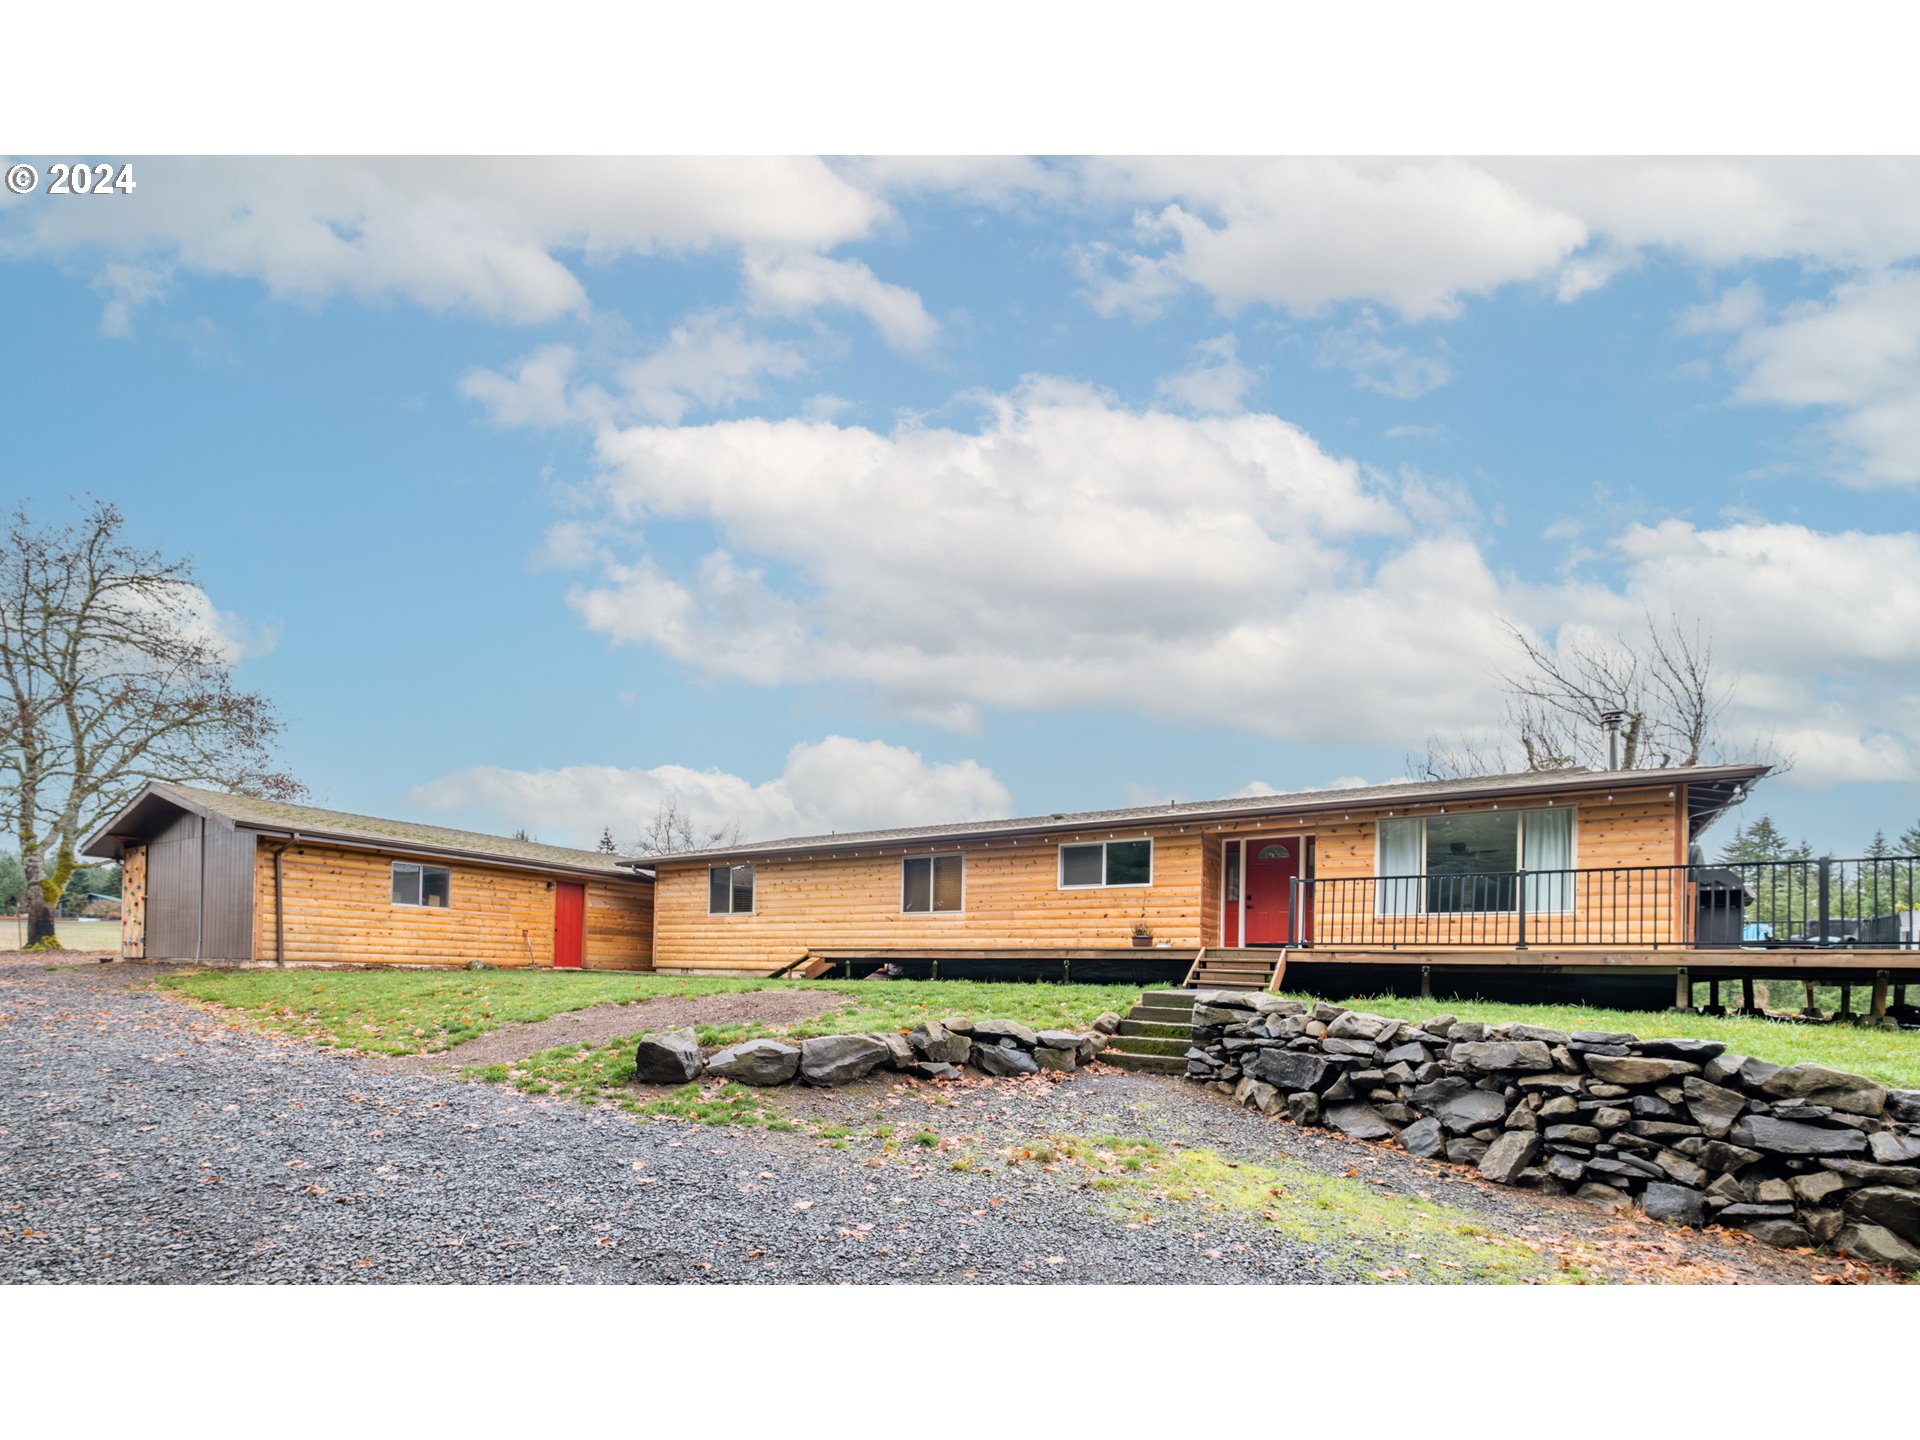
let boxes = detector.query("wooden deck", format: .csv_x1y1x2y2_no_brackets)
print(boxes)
1295,946,1920,974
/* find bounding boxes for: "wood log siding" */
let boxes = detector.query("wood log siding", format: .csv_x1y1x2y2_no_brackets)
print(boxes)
250,840,653,970
646,782,1695,970
651,830,1208,972
1205,785,1688,949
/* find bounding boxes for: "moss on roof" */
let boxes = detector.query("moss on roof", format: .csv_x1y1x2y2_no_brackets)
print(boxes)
149,782,642,877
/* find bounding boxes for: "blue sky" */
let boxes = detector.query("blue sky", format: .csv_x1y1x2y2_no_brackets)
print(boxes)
5,157,1920,856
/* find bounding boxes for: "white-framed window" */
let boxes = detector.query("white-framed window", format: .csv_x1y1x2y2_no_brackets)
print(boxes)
391,861,452,908
1375,807,1575,916
903,853,964,914
1058,837,1154,889
708,863,755,915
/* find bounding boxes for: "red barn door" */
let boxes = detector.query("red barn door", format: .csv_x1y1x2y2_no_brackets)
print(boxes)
553,882,585,969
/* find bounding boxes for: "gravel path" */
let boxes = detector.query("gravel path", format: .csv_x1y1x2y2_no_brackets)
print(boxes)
0,958,1889,1284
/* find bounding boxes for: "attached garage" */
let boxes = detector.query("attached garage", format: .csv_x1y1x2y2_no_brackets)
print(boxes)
83,782,654,970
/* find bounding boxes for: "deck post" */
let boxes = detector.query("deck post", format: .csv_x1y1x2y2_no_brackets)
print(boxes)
1707,977,1722,1013
1817,857,1832,942
1871,970,1890,1022
1741,976,1756,1014
930,958,938,981
1839,981,1853,1019
1674,966,1691,1011
1800,980,1822,1018
1419,964,1433,1000
1515,868,1528,950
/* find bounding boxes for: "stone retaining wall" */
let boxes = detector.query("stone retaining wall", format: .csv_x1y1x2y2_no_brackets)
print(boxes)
1185,991,1920,1271
632,1017,1107,1089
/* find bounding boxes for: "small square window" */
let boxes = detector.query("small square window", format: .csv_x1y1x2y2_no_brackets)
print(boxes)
710,863,754,915
392,862,451,908
903,854,963,913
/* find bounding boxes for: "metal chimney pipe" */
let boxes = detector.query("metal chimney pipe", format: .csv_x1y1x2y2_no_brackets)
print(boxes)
1601,710,1628,769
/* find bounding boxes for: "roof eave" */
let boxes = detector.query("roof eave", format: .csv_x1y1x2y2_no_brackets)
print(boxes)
624,764,1773,870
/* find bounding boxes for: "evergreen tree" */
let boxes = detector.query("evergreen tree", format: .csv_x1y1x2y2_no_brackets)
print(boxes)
596,827,618,855
1865,829,1892,858
1721,815,1790,863
1899,820,1920,855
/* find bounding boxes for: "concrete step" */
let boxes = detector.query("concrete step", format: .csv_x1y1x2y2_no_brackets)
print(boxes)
1139,989,1197,1010
1099,1034,1190,1058
1126,1004,1197,1026
1117,1018,1191,1039
1098,1049,1187,1075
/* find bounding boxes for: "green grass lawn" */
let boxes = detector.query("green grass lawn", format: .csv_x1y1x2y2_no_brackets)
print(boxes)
0,918,120,952
1302,991,1920,1090
156,965,1920,1090
157,968,1139,1057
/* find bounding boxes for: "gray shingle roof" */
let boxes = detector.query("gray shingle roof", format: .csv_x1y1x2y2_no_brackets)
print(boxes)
624,763,1769,868
141,782,643,878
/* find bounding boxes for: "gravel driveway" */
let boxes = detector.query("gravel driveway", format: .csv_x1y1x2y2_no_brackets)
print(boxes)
0,958,1887,1284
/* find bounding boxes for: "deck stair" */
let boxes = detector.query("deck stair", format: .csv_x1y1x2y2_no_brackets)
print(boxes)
1185,947,1287,992
1098,989,1195,1074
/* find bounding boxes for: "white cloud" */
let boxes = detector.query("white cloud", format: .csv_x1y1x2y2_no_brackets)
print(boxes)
1155,333,1256,414
91,260,171,337
1679,280,1766,336
462,316,806,429
560,377,1534,745
1315,310,1454,398
460,344,607,429
618,313,807,423
742,252,938,352
1518,519,1920,785
1076,158,1589,321
1723,268,1920,484
2,157,889,327
409,736,1013,847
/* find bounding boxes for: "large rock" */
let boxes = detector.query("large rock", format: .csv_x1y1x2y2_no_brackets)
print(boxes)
1412,1076,1510,1134
1323,1102,1395,1140
1682,1076,1749,1138
1845,1185,1920,1244
970,1018,1041,1049
704,1038,801,1086
971,1040,1040,1077
1033,1046,1078,1072
908,1021,972,1066
1757,1063,1888,1117
1584,1055,1700,1086
1744,1219,1814,1251
1248,1049,1335,1092
1729,1115,1869,1157
1451,1040,1553,1073
1641,1181,1706,1227
798,1033,894,1086
1821,1158,1920,1188
1326,1010,1397,1042
1888,1090,1920,1125
1505,1023,1571,1045
633,1027,703,1084
1835,1222,1920,1270
1091,1012,1122,1035
1631,1037,1726,1062
1868,1129,1920,1165
1399,1116,1446,1158
1478,1131,1539,1185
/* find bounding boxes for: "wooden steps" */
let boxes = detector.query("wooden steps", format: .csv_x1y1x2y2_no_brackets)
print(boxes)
1186,948,1288,992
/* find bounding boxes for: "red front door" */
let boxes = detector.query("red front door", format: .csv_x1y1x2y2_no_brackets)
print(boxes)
553,882,585,969
1243,840,1300,945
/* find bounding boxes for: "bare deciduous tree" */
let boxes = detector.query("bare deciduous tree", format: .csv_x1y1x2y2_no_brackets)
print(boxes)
626,798,743,856
0,499,302,948
1411,615,1785,781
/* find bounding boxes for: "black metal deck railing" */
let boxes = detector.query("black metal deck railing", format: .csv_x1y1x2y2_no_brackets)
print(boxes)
1288,855,1920,950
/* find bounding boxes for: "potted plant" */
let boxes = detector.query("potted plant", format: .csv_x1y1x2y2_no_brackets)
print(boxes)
1131,917,1154,948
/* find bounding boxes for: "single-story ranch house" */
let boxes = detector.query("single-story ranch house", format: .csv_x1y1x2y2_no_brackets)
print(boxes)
625,762,1918,1012
82,783,654,970
82,765,1918,1014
